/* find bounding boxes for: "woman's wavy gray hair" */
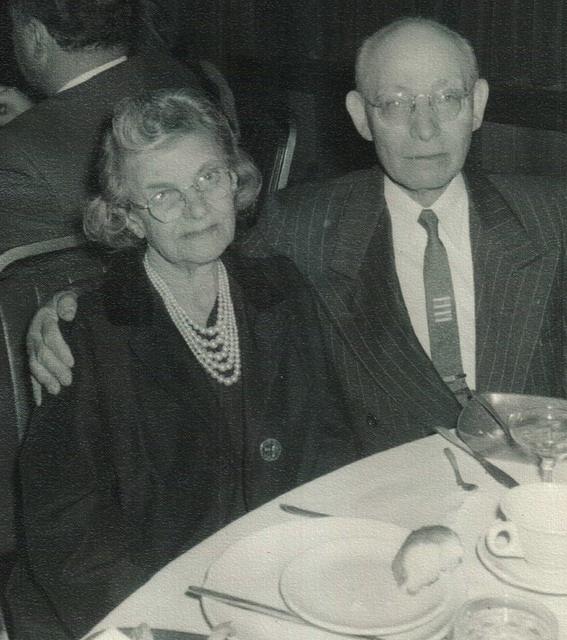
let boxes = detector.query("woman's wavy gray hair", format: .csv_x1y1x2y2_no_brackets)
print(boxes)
84,87,261,249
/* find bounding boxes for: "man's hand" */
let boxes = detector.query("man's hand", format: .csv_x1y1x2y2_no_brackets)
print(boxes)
27,290,78,406
0,85,34,126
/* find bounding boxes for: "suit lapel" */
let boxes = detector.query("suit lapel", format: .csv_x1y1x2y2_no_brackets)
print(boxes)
218,256,294,504
311,172,460,424
226,258,291,445
242,309,288,426
469,173,559,392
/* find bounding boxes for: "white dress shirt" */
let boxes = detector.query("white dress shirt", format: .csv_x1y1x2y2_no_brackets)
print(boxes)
385,174,476,389
57,56,128,93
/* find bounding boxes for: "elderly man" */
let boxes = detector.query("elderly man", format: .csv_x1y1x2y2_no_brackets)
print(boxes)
28,17,567,453
0,0,203,251
241,17,567,452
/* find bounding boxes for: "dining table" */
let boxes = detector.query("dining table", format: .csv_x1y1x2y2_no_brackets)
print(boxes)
83,432,567,640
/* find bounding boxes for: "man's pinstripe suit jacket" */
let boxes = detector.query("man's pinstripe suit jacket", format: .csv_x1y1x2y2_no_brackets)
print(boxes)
241,166,567,455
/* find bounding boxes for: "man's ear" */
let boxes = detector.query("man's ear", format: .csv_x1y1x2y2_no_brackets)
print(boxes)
471,78,489,132
345,90,373,141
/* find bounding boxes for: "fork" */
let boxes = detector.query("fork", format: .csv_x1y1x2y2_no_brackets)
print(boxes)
443,447,478,491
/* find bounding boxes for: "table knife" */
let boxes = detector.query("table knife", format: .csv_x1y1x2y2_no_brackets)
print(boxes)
186,586,308,626
187,587,380,638
279,503,330,518
434,426,519,488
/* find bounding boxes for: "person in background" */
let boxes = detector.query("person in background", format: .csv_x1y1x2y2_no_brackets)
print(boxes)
26,17,567,454
0,0,205,251
7,87,358,639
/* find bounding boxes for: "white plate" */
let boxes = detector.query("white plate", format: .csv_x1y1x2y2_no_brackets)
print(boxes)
477,536,567,595
279,536,448,636
349,477,467,530
201,517,467,640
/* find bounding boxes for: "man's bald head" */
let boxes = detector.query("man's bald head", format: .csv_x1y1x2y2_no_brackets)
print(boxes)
355,18,479,96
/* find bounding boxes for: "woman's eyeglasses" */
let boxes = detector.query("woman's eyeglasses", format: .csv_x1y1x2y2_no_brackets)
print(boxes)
129,167,235,223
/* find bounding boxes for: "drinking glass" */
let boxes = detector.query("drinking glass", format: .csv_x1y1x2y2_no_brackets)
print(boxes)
452,595,558,640
508,406,567,482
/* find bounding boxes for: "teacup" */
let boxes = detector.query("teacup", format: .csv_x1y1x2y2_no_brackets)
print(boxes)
485,483,567,573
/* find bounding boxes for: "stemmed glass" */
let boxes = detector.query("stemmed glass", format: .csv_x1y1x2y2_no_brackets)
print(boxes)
508,406,567,482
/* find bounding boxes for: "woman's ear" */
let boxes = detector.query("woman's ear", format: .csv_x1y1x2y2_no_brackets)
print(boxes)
28,18,52,66
125,209,147,240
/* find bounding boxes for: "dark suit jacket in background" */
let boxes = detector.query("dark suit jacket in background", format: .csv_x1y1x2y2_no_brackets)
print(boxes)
0,51,199,252
241,167,567,454
7,250,358,639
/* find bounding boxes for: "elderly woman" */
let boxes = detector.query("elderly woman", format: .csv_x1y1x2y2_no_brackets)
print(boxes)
7,88,359,639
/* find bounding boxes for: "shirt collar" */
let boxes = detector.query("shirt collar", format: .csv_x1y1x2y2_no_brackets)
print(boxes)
57,56,127,93
384,173,469,246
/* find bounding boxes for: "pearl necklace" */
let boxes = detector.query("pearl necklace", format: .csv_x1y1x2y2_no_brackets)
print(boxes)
144,256,241,386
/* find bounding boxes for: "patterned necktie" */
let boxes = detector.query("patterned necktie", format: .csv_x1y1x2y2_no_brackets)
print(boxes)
419,208,470,405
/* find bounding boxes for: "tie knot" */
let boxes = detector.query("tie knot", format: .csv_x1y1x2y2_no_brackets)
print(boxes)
418,208,439,236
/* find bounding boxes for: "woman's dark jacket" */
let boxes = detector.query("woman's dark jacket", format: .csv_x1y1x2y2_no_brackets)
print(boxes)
8,250,359,639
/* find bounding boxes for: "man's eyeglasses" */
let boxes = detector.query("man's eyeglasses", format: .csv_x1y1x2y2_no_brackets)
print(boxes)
363,89,470,126
128,167,235,223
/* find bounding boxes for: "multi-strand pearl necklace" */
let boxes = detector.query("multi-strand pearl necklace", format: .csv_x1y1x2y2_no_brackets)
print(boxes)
144,255,241,386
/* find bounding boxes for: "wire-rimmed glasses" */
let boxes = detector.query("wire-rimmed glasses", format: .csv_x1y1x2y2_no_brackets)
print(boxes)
363,89,471,126
129,166,235,223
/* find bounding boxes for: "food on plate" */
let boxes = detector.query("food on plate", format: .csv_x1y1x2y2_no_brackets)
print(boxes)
391,525,463,594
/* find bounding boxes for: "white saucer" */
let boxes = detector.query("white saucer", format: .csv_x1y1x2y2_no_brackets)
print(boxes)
202,517,467,640
477,536,567,595
280,536,447,636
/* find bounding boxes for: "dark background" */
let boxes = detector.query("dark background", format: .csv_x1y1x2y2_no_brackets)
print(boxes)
1,1,566,181
2,1,565,111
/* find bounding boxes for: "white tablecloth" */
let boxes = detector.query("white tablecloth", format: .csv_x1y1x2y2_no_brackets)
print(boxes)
85,434,567,638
